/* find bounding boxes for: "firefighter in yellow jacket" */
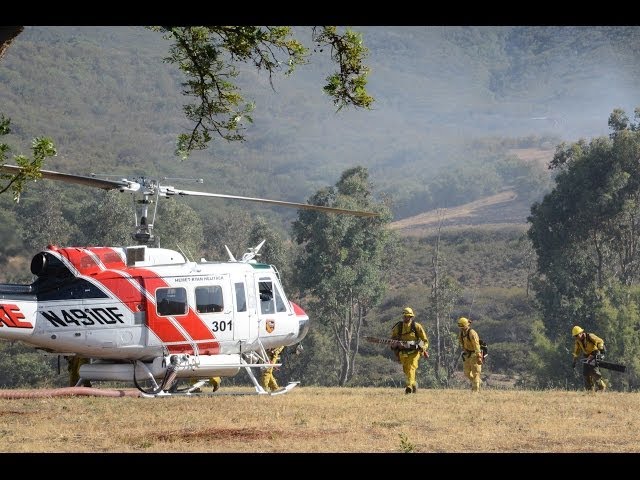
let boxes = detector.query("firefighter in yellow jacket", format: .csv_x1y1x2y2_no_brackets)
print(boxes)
66,355,91,387
391,307,429,394
572,325,606,392
458,317,483,392
261,346,285,392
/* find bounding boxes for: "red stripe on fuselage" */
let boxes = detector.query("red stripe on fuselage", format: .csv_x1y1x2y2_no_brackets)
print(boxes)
127,271,219,354
56,247,104,276
52,247,219,354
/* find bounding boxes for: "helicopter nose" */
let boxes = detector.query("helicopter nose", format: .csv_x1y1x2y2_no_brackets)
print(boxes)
296,317,310,342
289,302,310,343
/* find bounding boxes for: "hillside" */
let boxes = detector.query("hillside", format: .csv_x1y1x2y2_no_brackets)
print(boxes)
390,147,554,233
1,27,638,222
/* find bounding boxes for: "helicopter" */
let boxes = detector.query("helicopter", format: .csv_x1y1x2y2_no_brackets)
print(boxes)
0,164,377,396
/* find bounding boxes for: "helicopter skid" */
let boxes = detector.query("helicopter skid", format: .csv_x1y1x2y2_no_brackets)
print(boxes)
139,381,300,398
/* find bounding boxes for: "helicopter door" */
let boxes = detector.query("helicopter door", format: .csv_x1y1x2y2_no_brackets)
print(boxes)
254,275,288,338
193,281,234,348
233,276,255,342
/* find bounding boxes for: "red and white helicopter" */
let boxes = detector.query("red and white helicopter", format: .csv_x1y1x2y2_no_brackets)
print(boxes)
0,164,377,396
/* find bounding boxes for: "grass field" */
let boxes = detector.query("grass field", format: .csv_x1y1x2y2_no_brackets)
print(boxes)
0,386,637,455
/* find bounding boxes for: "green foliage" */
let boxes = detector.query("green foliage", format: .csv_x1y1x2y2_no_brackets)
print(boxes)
528,108,640,344
525,319,577,390
398,432,415,453
0,204,24,259
151,26,373,158
74,190,135,246
153,199,204,257
592,285,640,390
0,341,65,388
350,353,401,387
293,166,394,385
0,114,56,201
201,206,253,262
283,322,341,386
18,183,78,251
312,27,373,111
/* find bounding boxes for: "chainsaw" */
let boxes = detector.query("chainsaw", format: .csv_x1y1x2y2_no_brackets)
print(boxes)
364,336,428,357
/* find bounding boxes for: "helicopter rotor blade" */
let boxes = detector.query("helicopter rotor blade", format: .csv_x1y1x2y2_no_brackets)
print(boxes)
1,164,379,217
0,165,140,192
162,187,379,217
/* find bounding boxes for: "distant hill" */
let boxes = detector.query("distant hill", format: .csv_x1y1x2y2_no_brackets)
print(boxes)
390,189,524,234
390,147,554,233
0,26,638,223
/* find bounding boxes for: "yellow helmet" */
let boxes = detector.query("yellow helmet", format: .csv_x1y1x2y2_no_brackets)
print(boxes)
458,317,470,328
572,325,584,336
402,307,415,317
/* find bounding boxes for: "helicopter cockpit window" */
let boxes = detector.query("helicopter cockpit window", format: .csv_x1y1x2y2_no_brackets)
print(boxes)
156,287,187,316
274,287,287,313
234,282,247,312
195,286,224,314
259,280,274,314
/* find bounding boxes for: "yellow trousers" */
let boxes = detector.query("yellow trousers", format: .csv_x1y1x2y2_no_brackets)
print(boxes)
463,353,482,392
399,350,422,389
67,356,90,387
261,367,279,391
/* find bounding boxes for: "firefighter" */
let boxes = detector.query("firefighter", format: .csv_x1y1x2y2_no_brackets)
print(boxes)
66,356,91,387
572,326,607,392
209,377,221,392
458,317,483,392
261,346,285,392
391,307,429,394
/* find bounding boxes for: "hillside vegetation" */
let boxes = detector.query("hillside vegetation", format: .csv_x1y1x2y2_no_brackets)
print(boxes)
1,27,638,219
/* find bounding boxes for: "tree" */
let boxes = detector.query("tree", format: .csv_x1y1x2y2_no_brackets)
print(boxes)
154,26,373,158
153,199,205,257
74,190,136,247
1,26,373,197
18,183,78,252
292,166,394,386
527,107,640,389
201,206,253,261
246,216,294,291
0,27,23,62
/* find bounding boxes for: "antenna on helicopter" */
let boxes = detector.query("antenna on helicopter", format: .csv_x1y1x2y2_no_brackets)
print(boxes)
224,240,266,263
224,245,237,262
241,240,266,263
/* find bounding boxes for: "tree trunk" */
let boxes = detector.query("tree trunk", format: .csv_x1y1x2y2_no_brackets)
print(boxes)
0,27,23,62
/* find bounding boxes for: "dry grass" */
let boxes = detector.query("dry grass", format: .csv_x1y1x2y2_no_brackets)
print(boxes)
0,386,638,453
